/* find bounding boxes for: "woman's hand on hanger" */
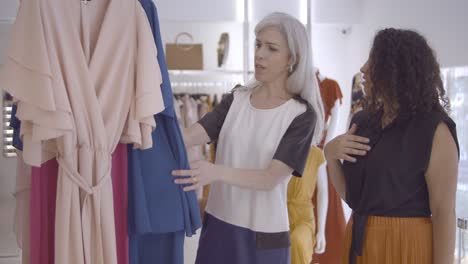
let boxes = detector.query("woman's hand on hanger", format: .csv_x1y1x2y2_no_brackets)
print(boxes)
324,124,371,163
172,160,220,191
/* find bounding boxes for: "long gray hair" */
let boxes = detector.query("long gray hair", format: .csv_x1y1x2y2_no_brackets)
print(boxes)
247,12,325,145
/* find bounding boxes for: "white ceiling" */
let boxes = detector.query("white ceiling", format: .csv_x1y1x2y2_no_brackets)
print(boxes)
0,0,364,24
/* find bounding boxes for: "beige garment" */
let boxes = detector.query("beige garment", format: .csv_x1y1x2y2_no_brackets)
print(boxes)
183,95,204,161
174,97,185,128
14,151,31,264
198,97,210,159
182,95,204,199
198,97,210,119
0,0,164,264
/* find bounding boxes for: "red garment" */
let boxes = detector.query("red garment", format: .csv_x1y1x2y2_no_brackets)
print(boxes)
111,144,129,264
318,77,343,148
312,173,347,264
30,160,58,264
28,144,129,264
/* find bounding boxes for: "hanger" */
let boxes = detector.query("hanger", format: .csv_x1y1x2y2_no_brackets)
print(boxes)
314,67,326,82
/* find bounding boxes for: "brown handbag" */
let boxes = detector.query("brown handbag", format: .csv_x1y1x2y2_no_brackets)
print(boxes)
165,32,203,70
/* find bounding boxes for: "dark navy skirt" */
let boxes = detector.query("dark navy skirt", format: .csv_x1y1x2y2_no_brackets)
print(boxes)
195,213,290,264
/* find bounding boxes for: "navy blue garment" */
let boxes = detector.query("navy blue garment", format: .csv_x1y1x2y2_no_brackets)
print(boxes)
129,1,201,263
196,213,291,264
129,232,184,264
10,104,23,151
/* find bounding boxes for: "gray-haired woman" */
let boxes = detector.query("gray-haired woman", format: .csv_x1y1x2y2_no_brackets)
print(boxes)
172,12,324,264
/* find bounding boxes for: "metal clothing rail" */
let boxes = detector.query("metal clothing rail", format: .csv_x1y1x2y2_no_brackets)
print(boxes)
2,95,15,158
169,70,248,94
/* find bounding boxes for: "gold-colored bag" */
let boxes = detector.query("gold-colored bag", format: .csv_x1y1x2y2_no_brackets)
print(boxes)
165,32,203,70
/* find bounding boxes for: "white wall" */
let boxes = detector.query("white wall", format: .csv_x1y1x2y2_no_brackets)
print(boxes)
311,0,468,137
312,24,355,135
156,0,238,22
347,0,468,73
313,0,363,24
251,0,305,23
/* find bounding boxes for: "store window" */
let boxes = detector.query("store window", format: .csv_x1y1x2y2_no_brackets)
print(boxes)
441,66,468,263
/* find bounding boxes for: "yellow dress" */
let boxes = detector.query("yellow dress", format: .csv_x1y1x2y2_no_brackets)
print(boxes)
288,147,325,264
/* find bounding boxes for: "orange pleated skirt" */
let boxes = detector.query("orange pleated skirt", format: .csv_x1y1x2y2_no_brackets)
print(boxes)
342,216,433,264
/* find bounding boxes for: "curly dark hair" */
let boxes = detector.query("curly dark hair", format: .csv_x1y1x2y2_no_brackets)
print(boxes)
365,28,449,127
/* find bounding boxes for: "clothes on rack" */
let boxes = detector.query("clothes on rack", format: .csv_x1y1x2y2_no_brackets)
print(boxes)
1,1,164,264
172,92,228,264
11,125,133,264
182,95,205,169
127,1,201,264
112,144,130,264
174,93,215,162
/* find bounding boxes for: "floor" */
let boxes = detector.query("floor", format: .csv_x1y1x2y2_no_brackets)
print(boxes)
0,195,20,264
0,192,466,264
0,257,20,264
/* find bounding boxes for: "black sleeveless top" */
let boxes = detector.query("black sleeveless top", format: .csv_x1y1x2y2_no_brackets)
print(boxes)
343,110,459,264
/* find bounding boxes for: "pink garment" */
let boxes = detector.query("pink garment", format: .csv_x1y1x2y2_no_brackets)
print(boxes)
28,144,129,264
0,0,164,263
14,151,31,264
111,144,129,264
30,159,58,264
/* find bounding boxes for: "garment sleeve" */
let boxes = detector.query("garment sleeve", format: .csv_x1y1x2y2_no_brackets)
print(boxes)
121,3,164,149
0,0,73,166
332,80,344,104
316,147,325,166
197,92,234,142
10,104,23,151
348,110,367,129
419,113,460,170
273,107,316,177
321,79,343,121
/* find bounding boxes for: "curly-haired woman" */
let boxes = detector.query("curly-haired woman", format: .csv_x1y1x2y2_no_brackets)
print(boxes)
325,28,460,264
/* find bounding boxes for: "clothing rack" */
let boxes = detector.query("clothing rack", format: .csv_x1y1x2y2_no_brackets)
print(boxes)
169,70,247,96
2,93,15,157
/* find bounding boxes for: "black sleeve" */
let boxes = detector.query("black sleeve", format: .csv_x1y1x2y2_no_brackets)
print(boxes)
348,110,367,129
418,112,460,171
198,92,234,142
273,106,316,177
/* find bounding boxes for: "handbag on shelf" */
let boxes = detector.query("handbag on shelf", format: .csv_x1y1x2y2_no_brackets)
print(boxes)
165,32,203,70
